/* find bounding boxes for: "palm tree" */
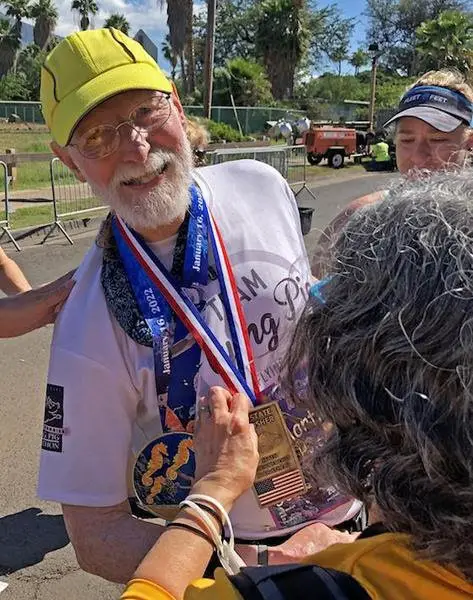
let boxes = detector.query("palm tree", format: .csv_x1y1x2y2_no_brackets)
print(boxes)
103,12,130,34
159,0,195,93
71,0,98,31
30,0,58,50
0,0,31,73
255,0,311,100
161,34,178,80
0,16,20,76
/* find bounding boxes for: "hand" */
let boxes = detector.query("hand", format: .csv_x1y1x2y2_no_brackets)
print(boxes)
269,523,358,565
191,387,259,511
0,270,75,338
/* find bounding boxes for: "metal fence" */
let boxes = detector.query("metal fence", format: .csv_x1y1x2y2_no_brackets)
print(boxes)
209,144,316,202
0,160,20,251
46,157,107,245
0,101,45,124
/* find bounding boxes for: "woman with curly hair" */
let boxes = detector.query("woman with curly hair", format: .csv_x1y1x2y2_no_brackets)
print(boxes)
120,170,473,599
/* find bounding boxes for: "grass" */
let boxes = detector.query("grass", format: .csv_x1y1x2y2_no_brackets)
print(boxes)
0,128,53,190
1,204,108,230
0,128,51,153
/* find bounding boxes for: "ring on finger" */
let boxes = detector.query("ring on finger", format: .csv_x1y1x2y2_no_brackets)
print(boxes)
198,403,212,417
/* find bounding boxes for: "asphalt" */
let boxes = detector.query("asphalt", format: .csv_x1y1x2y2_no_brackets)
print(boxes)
0,170,397,599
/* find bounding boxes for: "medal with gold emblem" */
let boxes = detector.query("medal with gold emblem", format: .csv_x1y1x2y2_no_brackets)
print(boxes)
133,432,195,519
116,184,302,518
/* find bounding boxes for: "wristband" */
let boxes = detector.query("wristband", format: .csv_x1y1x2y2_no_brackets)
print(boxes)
166,521,215,547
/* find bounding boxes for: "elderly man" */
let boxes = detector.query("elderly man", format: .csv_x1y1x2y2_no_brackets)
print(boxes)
37,29,359,583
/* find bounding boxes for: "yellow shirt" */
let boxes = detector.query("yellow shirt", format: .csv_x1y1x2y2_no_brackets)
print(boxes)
121,533,473,600
371,142,390,162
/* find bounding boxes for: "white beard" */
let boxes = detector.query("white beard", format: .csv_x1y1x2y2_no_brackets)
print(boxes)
90,139,194,231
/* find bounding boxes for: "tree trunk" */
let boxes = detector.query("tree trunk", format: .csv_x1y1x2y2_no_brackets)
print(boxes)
11,19,22,74
264,49,296,100
185,0,195,93
180,52,187,94
34,19,51,51
80,15,90,30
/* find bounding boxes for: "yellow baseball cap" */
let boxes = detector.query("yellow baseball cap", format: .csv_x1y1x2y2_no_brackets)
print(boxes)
41,28,173,146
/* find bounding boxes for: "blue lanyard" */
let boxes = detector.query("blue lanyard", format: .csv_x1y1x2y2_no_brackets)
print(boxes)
113,184,255,432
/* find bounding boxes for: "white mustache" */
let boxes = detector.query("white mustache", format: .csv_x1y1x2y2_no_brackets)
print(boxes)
110,150,175,187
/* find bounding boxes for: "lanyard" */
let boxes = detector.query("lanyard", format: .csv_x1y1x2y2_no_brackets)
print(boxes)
113,185,261,431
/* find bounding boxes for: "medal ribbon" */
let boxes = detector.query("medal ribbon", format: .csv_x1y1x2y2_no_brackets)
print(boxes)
114,186,261,406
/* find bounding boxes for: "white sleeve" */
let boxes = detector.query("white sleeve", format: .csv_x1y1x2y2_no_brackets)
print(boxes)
38,346,139,507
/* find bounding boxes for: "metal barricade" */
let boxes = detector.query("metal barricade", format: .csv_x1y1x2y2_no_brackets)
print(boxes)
285,145,317,201
208,145,316,201
45,157,108,245
209,145,289,179
0,160,21,251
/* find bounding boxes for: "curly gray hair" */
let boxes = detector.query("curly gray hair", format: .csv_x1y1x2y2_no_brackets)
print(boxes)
287,170,473,579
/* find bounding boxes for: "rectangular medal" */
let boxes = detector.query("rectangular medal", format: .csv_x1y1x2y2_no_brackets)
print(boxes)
250,402,307,508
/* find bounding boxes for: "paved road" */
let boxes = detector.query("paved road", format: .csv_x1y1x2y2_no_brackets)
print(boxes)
0,171,397,599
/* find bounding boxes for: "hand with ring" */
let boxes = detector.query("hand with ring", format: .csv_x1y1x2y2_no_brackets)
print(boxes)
191,387,259,511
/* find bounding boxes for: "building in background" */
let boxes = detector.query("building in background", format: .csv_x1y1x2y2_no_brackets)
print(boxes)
134,29,158,63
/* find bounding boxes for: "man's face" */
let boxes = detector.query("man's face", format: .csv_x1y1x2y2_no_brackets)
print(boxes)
395,117,472,175
58,89,194,231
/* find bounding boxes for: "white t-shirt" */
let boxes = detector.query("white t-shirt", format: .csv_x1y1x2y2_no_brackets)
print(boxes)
38,160,359,539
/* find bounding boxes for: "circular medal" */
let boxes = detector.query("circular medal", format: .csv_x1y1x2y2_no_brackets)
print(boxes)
132,432,195,520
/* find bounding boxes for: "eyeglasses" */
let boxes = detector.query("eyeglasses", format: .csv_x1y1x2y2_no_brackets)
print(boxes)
71,93,172,160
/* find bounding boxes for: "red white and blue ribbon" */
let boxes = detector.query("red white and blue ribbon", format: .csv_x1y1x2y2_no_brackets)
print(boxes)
114,203,262,404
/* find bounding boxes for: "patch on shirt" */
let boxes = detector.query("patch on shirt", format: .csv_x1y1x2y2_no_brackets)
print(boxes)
42,384,65,453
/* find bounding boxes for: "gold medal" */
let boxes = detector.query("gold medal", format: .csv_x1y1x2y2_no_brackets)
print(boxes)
250,402,307,507
132,432,195,520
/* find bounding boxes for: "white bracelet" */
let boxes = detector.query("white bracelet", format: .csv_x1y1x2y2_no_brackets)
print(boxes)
179,494,246,575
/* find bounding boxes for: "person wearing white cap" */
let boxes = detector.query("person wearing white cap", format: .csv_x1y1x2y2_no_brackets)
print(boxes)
311,69,473,279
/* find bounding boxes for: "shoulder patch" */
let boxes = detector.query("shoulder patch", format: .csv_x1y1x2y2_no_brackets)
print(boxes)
42,384,65,453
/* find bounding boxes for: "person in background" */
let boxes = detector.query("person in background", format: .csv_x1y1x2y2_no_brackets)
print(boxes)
366,131,392,171
312,69,473,279
186,117,209,167
0,246,31,294
121,170,473,600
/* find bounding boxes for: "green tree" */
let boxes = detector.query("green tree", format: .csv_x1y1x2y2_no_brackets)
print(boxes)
0,0,31,73
193,0,356,98
0,42,48,99
255,0,312,100
350,48,369,75
365,0,469,74
71,0,98,30
159,0,195,94
0,71,29,99
30,0,58,50
161,34,178,80
416,9,473,72
0,16,20,76
213,58,273,106
325,16,354,75
103,13,130,34
16,42,45,98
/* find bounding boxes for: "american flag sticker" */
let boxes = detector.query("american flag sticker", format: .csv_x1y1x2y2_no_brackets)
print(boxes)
254,470,307,507
249,401,307,508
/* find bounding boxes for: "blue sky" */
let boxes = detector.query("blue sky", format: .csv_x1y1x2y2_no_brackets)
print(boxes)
40,0,369,77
